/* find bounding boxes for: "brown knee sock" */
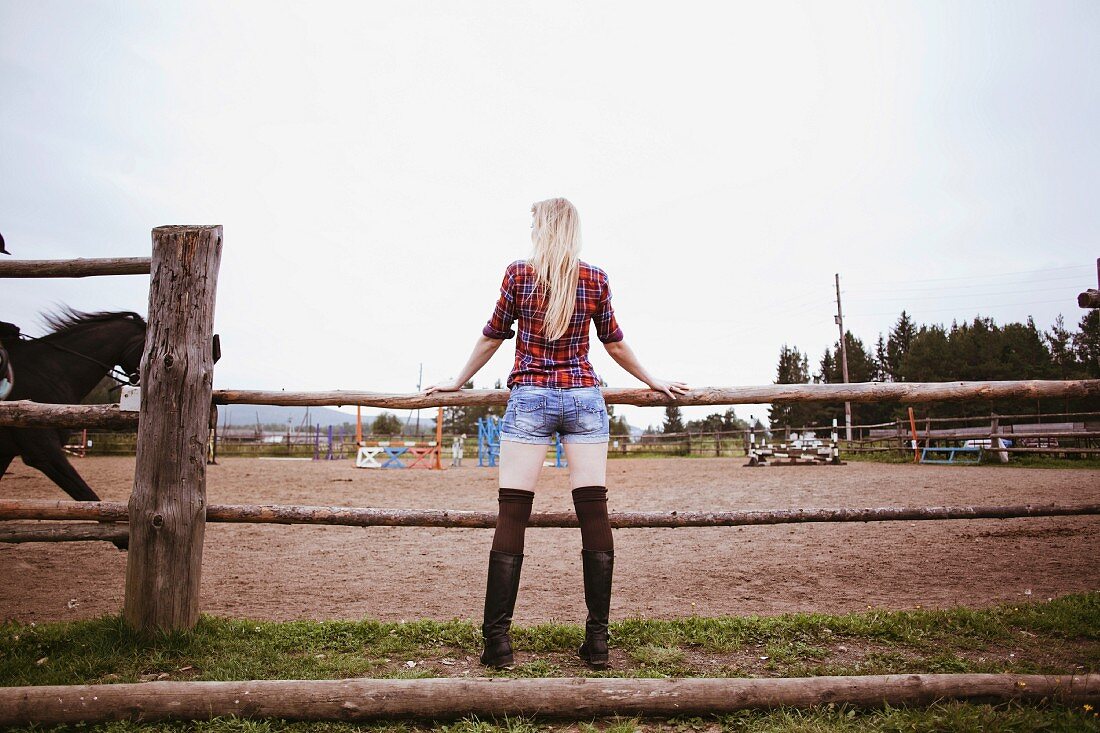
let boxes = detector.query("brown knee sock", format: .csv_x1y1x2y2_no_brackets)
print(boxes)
491,488,535,554
572,486,614,552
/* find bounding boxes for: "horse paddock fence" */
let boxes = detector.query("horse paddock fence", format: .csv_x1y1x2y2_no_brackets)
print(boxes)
2,233,1100,722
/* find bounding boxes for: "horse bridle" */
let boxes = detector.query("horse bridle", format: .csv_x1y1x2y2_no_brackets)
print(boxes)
17,334,143,387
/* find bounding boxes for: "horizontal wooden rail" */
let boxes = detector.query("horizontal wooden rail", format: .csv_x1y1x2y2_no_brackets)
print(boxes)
0,256,151,278
0,402,138,429
996,447,1100,454
0,523,127,543
214,379,1100,408
3,380,1098,429
3,501,1098,544
0,673,1095,725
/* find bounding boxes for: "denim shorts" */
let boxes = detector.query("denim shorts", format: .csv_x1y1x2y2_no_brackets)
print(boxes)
499,385,609,445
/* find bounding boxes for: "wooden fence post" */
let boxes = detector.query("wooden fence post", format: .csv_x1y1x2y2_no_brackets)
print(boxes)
124,225,222,632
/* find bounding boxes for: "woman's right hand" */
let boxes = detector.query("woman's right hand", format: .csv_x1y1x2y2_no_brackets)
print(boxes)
647,378,690,400
423,380,462,396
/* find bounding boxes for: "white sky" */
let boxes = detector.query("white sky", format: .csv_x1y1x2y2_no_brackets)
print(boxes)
2,1,1097,430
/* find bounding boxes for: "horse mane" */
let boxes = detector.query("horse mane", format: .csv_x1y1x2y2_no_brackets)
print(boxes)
41,308,146,340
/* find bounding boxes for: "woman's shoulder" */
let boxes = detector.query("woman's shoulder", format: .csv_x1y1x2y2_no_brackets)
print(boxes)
578,260,610,282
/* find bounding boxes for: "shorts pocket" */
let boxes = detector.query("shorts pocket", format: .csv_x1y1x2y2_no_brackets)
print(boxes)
572,394,607,433
511,395,546,433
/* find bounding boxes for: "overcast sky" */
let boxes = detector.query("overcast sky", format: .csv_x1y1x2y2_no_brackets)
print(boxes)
2,1,1097,430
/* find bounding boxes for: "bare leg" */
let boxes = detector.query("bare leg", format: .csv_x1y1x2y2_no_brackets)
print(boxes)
562,441,609,489
498,440,548,491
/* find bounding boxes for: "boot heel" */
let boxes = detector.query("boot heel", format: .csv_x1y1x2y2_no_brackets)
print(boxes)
480,637,514,668
579,638,609,668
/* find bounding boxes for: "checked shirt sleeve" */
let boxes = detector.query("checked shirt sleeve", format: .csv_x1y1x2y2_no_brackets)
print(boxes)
482,263,519,340
594,271,624,344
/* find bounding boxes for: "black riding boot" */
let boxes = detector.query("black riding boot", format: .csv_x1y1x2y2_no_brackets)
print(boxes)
578,549,614,668
480,550,524,668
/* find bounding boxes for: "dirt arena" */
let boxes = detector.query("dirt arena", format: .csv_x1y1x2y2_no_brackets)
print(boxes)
2,456,1097,624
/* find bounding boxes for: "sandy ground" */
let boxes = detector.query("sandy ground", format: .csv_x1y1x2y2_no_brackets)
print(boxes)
1,456,1097,624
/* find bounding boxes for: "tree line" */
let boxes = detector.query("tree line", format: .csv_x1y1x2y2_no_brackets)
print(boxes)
769,309,1100,428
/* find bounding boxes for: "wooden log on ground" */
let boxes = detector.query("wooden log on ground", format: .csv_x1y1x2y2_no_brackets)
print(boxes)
0,401,139,429
0,673,1095,726
2,500,1097,540
0,257,151,278
213,379,1100,408
0,523,128,544
124,225,222,633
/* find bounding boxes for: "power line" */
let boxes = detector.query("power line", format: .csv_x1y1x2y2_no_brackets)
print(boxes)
844,264,1090,288
846,297,1073,318
847,274,1086,295
845,285,1077,303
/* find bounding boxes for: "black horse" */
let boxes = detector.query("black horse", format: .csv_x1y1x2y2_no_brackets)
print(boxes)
0,311,146,504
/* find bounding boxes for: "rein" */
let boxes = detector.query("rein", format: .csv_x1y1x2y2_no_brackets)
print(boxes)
17,334,141,387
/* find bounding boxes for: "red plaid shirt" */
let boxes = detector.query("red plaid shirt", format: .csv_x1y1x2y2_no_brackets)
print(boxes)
483,260,624,388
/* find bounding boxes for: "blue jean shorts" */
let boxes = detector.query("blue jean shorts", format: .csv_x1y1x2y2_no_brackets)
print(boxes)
499,385,609,445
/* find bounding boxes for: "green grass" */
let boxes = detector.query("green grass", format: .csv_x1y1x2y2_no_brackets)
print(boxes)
3,703,1099,732
2,594,1097,731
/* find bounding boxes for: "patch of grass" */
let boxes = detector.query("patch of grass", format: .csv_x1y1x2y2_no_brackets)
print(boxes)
1,594,1095,690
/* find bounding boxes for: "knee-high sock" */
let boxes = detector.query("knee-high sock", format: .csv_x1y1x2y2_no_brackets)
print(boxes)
491,488,535,554
572,486,613,552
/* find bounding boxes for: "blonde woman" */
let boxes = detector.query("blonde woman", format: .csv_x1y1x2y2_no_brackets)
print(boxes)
426,198,687,669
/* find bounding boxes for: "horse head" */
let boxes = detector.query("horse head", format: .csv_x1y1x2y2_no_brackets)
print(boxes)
41,309,148,387
115,316,147,385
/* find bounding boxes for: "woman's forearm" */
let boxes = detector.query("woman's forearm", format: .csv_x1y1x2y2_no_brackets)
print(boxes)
452,335,505,386
602,340,654,386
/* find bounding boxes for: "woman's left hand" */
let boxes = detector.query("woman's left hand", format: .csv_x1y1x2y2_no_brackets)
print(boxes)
423,380,462,396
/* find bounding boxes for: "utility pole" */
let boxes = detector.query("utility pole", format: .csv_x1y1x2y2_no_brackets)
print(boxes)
834,273,852,441
415,362,423,436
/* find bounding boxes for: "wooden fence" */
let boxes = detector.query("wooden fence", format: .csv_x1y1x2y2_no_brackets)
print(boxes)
3,241,1100,632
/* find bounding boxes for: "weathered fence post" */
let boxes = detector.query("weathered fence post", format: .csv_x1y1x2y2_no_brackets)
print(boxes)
124,225,222,632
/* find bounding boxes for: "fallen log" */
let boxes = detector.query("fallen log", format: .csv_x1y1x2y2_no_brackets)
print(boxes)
0,256,151,278
1,501,1097,543
0,674,1095,726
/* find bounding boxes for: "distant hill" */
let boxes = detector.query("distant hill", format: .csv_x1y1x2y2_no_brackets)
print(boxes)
217,405,434,430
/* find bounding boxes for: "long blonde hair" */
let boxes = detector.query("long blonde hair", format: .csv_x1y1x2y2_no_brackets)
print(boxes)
528,197,581,341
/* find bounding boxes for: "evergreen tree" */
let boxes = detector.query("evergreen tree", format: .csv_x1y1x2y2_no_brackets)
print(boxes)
885,311,916,381
662,405,684,433
1045,315,1075,378
686,408,749,432
873,334,888,382
372,412,403,435
609,415,630,437
769,344,813,428
1074,310,1100,378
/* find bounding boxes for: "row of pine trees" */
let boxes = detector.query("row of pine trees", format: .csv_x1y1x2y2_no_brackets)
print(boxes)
769,310,1099,429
